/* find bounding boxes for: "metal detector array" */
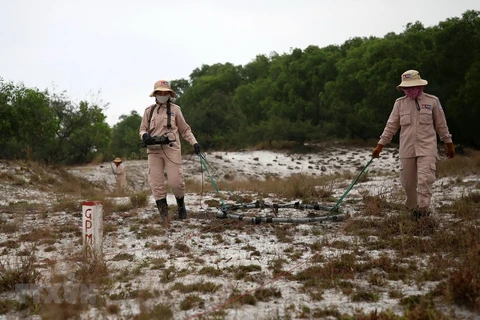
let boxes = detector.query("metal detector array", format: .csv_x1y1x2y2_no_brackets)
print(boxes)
216,200,344,224
198,153,373,224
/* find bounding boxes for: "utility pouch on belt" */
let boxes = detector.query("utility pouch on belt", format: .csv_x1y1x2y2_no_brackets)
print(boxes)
142,135,174,148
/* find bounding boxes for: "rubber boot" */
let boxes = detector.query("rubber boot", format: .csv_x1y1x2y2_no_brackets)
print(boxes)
156,199,170,228
176,197,187,220
412,206,431,221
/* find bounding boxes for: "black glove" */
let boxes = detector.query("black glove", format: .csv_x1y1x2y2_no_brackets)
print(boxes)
194,143,201,155
142,133,154,145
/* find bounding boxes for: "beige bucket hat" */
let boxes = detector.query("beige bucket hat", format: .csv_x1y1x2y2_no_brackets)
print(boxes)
397,70,428,89
149,80,176,98
113,157,122,163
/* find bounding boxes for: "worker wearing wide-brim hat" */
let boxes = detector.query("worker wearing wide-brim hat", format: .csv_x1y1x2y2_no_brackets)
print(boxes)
372,70,455,219
113,157,126,194
139,80,201,228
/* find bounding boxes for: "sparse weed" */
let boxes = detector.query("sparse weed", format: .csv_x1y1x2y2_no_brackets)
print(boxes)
171,281,221,294
0,244,40,293
179,294,204,310
129,192,149,208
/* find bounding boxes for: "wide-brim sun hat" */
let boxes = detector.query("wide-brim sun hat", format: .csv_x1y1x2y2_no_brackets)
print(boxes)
113,157,122,163
397,70,428,89
149,80,177,98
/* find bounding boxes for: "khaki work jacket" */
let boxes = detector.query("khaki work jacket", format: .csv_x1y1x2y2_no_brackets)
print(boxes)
139,102,197,153
378,93,452,158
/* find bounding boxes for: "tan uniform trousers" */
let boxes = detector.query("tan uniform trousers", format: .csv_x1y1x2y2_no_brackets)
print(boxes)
400,156,436,210
147,147,185,200
115,163,126,194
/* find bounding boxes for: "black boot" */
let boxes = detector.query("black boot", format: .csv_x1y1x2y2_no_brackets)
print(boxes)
412,207,431,221
156,199,170,228
176,197,187,219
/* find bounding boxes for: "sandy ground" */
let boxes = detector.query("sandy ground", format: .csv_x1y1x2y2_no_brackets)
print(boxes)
0,146,478,319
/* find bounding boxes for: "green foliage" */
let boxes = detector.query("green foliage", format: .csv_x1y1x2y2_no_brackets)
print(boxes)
111,110,144,159
0,80,111,164
2,10,480,163
175,10,480,149
0,80,59,160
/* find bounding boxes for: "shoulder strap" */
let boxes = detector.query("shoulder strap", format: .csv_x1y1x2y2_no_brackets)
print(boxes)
166,101,171,129
147,105,157,132
147,101,172,132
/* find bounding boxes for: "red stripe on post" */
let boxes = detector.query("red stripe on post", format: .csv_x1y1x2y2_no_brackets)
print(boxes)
82,201,103,206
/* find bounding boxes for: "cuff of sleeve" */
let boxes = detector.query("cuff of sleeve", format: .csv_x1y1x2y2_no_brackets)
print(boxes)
378,139,388,146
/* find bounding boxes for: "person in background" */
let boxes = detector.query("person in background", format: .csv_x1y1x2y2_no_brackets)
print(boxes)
139,80,201,228
113,157,126,194
372,70,455,219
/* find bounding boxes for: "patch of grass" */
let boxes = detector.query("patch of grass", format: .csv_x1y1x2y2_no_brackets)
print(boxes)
107,304,121,315
111,253,135,261
149,258,166,270
39,300,86,320
149,243,172,251
231,264,262,280
294,254,358,292
179,294,204,311
174,243,190,253
0,240,19,249
160,266,176,283
52,199,82,213
0,172,27,186
198,266,222,277
444,243,480,312
312,306,342,319
267,258,288,277
228,292,257,306
0,299,26,314
129,192,149,208
171,281,221,294
74,254,109,285
446,191,480,219
135,303,174,320
254,287,282,302
436,148,480,178
0,221,18,233
0,244,40,293
274,225,294,243
351,290,379,302
136,226,164,239
19,228,56,243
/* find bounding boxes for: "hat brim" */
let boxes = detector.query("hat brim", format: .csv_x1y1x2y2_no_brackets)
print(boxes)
149,88,177,98
397,79,428,90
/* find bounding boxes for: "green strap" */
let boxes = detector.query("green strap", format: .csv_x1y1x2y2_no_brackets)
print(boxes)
330,157,374,213
199,155,227,210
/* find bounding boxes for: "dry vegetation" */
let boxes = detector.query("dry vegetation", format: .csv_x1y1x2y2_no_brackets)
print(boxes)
0,148,479,319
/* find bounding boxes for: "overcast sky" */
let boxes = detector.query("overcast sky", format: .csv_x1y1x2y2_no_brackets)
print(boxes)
1,0,478,126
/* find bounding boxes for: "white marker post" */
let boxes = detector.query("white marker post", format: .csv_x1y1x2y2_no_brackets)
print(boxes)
82,201,103,258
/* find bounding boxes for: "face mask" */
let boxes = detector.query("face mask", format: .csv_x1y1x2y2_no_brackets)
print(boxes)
155,94,170,104
402,86,423,100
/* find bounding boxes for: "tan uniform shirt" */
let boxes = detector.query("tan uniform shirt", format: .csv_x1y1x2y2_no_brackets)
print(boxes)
378,93,453,158
139,103,197,153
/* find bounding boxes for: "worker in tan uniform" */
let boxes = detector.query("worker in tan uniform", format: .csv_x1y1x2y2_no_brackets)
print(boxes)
139,80,201,228
113,157,126,194
372,70,455,218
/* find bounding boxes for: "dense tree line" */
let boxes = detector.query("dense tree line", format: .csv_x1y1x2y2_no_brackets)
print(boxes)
173,10,480,149
1,10,478,164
